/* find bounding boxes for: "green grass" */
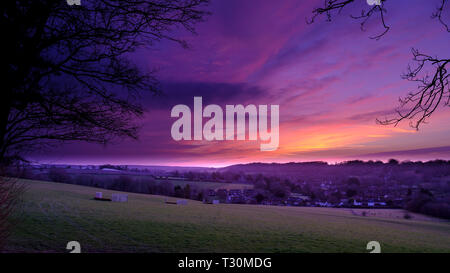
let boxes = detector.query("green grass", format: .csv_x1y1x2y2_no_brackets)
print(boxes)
4,179,450,253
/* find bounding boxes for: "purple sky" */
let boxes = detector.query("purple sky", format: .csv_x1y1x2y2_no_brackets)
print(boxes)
33,0,450,167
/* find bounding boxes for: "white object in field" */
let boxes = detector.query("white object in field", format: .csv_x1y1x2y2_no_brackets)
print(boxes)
176,199,188,205
95,192,103,198
112,194,128,202
212,200,220,204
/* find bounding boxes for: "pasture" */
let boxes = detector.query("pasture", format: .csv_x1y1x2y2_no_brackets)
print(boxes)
3,179,450,253
156,179,253,190
62,169,253,191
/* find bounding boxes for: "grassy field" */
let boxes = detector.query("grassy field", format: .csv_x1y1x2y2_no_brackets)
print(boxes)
3,179,450,253
154,179,253,190
68,171,253,191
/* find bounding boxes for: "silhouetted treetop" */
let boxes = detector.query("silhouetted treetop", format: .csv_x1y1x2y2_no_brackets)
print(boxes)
1,0,210,164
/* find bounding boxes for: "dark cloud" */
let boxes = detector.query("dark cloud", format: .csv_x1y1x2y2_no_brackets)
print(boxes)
356,146,450,159
142,81,269,110
346,109,397,122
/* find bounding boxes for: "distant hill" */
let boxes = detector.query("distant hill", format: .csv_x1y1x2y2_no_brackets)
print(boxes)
219,160,450,175
219,161,329,174
34,163,216,173
126,165,216,172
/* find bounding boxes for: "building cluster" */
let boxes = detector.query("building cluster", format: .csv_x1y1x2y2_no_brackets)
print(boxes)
202,182,408,209
203,189,257,204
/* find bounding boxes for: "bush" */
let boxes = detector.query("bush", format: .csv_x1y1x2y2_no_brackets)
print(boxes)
48,168,71,183
158,181,174,196
403,213,412,219
113,175,133,192
422,202,450,219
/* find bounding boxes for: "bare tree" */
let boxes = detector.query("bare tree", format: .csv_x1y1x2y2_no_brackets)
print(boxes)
308,0,450,129
1,0,210,164
1,0,209,248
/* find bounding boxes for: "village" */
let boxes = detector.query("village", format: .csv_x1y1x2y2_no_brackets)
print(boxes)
200,182,405,209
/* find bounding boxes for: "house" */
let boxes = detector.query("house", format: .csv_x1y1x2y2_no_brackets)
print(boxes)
243,189,255,197
227,189,244,204
216,189,228,203
287,197,302,206
316,201,330,207
287,193,310,206
228,189,242,196
290,193,310,200
203,189,217,204
228,195,244,204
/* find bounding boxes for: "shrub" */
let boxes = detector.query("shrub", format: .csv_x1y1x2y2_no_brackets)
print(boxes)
113,175,133,192
422,202,450,219
403,213,412,219
48,167,71,183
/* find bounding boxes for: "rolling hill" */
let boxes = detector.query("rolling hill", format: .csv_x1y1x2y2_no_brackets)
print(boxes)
3,179,450,253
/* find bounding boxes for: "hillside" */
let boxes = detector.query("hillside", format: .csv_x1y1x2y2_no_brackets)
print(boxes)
3,179,450,253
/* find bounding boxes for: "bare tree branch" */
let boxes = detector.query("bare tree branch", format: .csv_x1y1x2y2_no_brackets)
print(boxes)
308,0,390,40
432,0,450,32
377,49,450,129
350,3,389,40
